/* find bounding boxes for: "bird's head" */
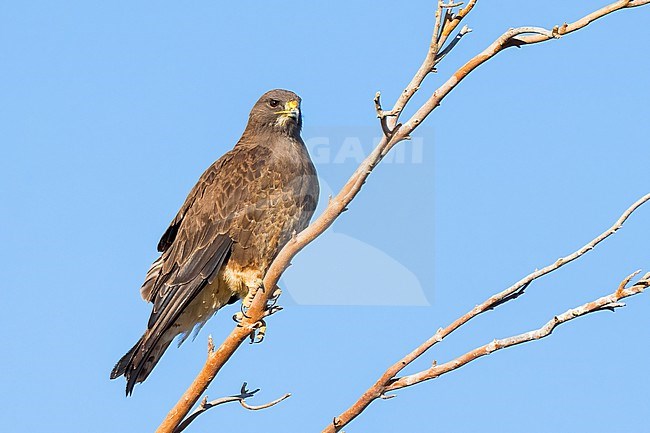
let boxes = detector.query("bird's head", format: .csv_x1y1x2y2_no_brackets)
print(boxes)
248,89,303,136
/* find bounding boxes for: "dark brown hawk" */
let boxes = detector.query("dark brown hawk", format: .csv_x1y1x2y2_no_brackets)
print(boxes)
111,89,319,395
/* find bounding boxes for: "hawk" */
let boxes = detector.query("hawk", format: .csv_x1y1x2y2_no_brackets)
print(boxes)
111,89,319,395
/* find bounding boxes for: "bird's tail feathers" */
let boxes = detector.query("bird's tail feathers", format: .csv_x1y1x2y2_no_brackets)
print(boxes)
110,331,174,396
110,336,142,381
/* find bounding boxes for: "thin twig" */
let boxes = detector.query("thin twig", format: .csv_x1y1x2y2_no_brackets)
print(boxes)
512,0,650,46
397,1,649,136
385,0,476,131
387,272,650,390
374,92,395,138
173,383,290,433
432,1,445,51
239,393,292,410
435,25,472,65
437,0,478,49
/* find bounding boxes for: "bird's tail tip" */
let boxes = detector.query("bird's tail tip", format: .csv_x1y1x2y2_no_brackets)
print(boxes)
110,332,174,396
110,336,144,396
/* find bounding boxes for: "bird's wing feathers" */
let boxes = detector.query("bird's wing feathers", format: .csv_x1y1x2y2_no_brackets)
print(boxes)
141,147,267,332
140,155,231,302
156,154,232,253
147,235,232,329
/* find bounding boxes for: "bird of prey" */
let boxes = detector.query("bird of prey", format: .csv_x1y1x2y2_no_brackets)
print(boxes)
111,89,319,395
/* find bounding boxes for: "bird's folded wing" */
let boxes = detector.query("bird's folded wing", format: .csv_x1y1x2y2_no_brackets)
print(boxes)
141,147,260,335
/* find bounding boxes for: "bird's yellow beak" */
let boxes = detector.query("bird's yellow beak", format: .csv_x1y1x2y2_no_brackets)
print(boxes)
274,100,300,119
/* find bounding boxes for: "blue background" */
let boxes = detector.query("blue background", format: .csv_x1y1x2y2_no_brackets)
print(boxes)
1,1,649,432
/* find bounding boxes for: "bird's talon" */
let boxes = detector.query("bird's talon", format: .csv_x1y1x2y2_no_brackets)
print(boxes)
266,287,282,308
249,320,264,330
248,319,267,344
239,303,252,319
252,331,265,344
265,305,283,317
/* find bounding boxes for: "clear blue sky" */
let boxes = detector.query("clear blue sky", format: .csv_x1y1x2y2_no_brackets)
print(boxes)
2,1,649,432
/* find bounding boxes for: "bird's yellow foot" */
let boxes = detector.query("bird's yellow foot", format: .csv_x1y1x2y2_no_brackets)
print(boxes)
232,311,246,326
241,280,265,316
249,319,267,344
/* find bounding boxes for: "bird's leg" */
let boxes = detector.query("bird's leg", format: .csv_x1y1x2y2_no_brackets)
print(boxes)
238,281,283,342
240,278,265,317
233,279,263,325
247,284,286,343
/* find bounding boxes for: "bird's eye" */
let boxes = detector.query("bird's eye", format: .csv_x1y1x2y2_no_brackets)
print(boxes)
269,99,280,108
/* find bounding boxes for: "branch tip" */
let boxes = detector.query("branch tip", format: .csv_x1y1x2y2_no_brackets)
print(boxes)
172,383,288,433
240,392,291,410
617,270,642,297
207,335,214,354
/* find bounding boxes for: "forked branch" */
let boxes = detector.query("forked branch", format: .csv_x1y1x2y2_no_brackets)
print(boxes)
387,271,649,391
321,195,650,432
173,382,290,433
399,0,650,134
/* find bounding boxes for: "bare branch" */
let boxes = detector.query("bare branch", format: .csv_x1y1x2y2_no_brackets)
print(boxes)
206,335,214,354
432,1,445,51
239,393,292,410
513,0,650,46
440,0,477,42
435,25,472,65
385,0,477,131
387,272,650,390
399,1,650,135
173,383,290,433
373,92,395,138
320,194,650,432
